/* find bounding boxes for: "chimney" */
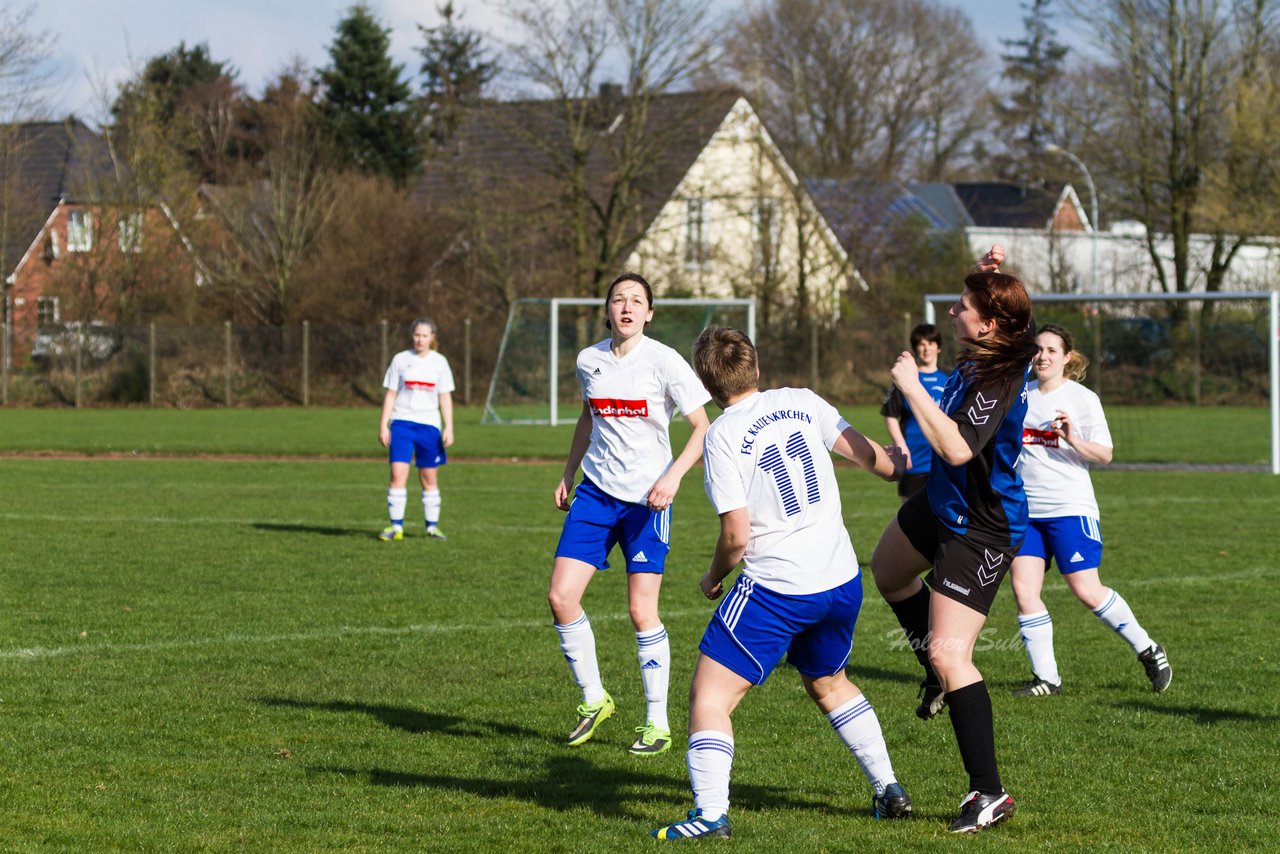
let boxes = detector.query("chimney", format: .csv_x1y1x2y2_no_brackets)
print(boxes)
598,82,623,104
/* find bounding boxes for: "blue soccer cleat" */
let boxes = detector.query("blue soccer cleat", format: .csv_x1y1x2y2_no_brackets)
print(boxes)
651,808,732,840
872,782,913,819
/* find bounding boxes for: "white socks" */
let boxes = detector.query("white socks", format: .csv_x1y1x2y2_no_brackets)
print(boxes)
1093,589,1153,654
1018,610,1061,685
827,694,896,796
387,488,407,526
687,730,734,820
422,489,441,527
554,613,604,704
636,625,670,730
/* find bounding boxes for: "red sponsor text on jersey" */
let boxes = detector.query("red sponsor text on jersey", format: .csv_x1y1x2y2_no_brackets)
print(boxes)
405,380,436,390
590,397,649,418
1022,427,1059,448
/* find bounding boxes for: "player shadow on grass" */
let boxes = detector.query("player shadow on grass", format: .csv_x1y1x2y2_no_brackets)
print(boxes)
256,696,547,740
1109,700,1280,726
251,522,373,539
309,754,831,820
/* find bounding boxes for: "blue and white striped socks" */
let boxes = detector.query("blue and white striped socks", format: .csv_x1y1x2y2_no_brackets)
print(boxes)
687,730,734,821
827,694,896,796
1018,610,1061,685
554,613,604,704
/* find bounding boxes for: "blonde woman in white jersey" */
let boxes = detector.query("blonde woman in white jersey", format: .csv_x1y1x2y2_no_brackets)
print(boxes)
549,273,711,756
1011,323,1171,697
378,318,455,541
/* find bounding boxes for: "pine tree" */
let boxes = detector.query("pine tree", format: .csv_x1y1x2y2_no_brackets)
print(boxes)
318,4,422,187
417,2,496,149
993,0,1068,183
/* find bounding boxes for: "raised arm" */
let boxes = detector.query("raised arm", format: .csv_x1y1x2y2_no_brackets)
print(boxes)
890,351,974,465
831,426,904,481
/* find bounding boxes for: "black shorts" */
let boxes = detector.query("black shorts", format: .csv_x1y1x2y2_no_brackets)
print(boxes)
897,472,928,499
896,490,1015,617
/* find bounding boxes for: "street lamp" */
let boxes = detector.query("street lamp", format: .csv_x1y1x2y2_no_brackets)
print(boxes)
1045,143,1098,293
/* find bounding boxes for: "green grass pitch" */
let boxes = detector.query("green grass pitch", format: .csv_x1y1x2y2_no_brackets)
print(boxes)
0,407,1276,850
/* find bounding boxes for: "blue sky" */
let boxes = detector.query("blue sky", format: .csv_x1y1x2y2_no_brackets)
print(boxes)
32,0,1062,121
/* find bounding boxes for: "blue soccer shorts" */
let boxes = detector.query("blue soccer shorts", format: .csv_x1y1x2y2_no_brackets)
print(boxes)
554,479,670,573
1018,516,1103,574
388,420,447,469
698,573,864,685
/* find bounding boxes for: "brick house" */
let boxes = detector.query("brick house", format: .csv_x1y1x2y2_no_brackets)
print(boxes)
0,117,174,366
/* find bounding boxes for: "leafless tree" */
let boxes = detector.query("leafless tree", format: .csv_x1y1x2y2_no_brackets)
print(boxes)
195,70,341,326
719,0,991,180
496,0,723,297
1065,0,1279,294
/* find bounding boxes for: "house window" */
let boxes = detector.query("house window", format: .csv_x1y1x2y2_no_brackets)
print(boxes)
753,197,781,270
119,213,144,253
685,198,709,268
37,296,60,326
66,210,93,252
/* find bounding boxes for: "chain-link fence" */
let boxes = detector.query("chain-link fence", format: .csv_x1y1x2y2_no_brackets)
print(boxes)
2,320,484,408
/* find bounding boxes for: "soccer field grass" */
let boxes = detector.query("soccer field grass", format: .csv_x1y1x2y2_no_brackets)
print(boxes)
0,452,1276,850
0,401,1272,465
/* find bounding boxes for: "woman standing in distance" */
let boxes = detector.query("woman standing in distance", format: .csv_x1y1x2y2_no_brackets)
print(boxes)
870,245,1038,833
378,318,455,541
1010,323,1171,697
549,273,711,757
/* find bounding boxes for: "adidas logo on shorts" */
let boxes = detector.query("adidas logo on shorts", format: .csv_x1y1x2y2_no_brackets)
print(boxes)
1070,552,1084,563
632,551,648,563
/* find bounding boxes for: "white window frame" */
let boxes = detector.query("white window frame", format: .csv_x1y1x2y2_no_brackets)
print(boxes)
118,212,144,253
684,198,710,270
37,295,60,326
66,210,93,252
752,196,781,271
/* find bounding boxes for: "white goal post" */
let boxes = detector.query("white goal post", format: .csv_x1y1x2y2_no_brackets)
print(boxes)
923,290,1280,475
483,296,757,426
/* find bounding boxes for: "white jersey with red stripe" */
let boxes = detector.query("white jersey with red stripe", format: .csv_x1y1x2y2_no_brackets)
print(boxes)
702,387,858,596
576,336,711,504
383,349,455,428
1019,379,1112,518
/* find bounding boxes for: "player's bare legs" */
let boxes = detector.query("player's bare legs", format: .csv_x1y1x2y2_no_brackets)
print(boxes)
548,556,596,625
802,671,911,818
871,518,930,602
626,571,662,632
1010,555,1049,615
927,594,986,692
1063,567,1107,610
388,461,411,490
688,654,752,735
549,556,614,745
627,571,671,753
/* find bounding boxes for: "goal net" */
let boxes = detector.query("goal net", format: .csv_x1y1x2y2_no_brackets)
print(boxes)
483,297,756,425
924,291,1280,474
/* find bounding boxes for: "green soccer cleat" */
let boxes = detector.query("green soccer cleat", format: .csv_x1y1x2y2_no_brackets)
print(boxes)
425,525,448,541
379,526,404,541
629,721,672,756
566,692,615,746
